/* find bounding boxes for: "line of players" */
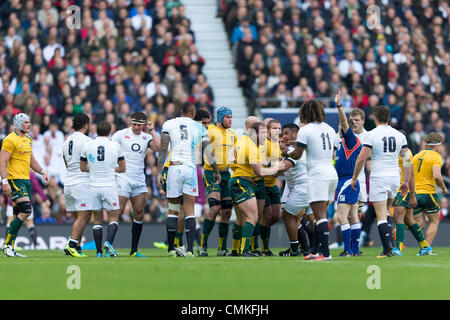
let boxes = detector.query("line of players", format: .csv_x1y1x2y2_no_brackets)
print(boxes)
61,94,446,259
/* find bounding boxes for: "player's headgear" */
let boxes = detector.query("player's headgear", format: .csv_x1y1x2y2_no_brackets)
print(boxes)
13,113,30,132
131,111,147,124
217,107,232,124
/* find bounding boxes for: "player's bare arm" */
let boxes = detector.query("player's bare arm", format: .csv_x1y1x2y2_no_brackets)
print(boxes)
399,147,411,196
202,139,221,184
147,121,161,152
277,159,294,174
251,162,279,177
433,165,448,194
30,154,49,185
157,132,170,188
80,158,89,172
335,88,349,134
0,149,11,196
115,158,126,173
351,146,371,190
408,163,417,208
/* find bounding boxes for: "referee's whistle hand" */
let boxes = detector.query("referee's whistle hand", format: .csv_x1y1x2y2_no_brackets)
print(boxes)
350,178,357,191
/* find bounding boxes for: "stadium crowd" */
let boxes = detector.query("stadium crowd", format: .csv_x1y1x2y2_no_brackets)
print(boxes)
0,0,212,224
0,0,449,228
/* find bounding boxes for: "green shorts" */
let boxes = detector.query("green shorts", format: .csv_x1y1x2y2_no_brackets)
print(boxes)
161,167,169,193
255,178,266,200
203,170,231,199
392,192,411,209
230,177,256,206
265,185,281,207
413,193,441,215
9,179,32,202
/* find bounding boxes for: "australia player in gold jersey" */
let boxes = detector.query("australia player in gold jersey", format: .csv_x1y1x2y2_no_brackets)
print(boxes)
1,114,49,257
229,121,279,257
412,133,447,254
391,147,432,256
258,119,282,256
199,107,238,257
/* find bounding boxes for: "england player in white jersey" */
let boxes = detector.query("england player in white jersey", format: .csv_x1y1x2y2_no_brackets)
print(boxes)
62,114,92,257
157,102,220,257
111,112,160,258
351,106,411,258
80,121,126,257
287,100,339,261
276,123,310,256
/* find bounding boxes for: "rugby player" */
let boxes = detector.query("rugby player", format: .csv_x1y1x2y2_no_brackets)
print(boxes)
412,133,447,254
198,107,237,257
229,121,279,257
286,100,339,261
277,123,309,257
157,102,220,257
112,112,161,257
1,113,49,257
351,106,411,258
334,89,363,257
80,121,126,257
63,113,92,257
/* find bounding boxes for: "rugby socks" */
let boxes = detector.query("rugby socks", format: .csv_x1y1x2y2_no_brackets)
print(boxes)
297,224,310,253
166,215,178,252
5,217,24,247
107,222,119,245
185,216,196,254
341,223,352,254
231,223,242,254
351,223,361,254
174,232,183,248
377,219,392,253
93,225,103,254
395,223,406,251
201,218,215,249
409,223,429,248
290,240,299,252
218,222,229,251
386,214,394,247
250,223,262,251
302,217,317,253
260,225,270,251
28,226,37,247
131,219,143,254
68,238,78,249
240,222,255,254
316,219,330,257
195,223,202,247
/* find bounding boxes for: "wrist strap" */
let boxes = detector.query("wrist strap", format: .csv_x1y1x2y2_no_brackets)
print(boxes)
2,178,8,185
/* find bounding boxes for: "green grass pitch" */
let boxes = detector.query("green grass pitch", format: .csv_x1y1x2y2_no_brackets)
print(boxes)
1,247,450,300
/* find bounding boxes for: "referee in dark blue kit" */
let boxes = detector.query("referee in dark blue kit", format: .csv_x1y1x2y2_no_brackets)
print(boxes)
334,88,363,257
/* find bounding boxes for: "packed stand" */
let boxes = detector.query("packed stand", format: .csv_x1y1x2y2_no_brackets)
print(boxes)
0,0,214,224
221,0,449,182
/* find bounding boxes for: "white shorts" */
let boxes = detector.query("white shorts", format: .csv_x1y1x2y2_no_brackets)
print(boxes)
89,186,120,211
281,184,309,216
369,176,399,202
65,184,91,212
167,165,198,198
6,205,34,219
358,179,368,203
117,176,148,198
307,178,338,203
194,203,203,218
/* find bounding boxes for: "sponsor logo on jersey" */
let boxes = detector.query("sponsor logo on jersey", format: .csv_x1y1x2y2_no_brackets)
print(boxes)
80,203,86,207
125,136,130,139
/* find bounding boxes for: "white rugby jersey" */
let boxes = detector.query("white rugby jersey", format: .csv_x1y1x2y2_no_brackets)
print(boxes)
355,128,369,182
80,136,124,187
161,117,208,168
364,125,407,178
296,122,338,179
112,127,153,183
284,146,307,190
62,132,92,187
